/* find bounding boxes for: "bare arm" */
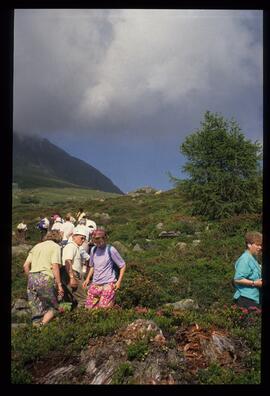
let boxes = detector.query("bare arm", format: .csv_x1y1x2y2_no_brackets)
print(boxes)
52,263,64,296
65,259,78,287
83,266,94,288
114,265,126,290
23,260,31,275
234,278,262,288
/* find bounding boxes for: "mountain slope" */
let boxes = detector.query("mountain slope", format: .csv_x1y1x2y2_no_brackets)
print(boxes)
13,133,123,194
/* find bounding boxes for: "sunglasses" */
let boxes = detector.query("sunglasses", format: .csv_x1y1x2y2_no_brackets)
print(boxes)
77,236,86,241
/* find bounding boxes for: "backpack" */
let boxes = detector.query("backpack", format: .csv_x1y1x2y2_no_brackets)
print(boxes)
91,244,120,280
37,219,47,230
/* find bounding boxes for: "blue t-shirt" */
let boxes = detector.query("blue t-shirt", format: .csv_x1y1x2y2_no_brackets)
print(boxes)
233,250,261,304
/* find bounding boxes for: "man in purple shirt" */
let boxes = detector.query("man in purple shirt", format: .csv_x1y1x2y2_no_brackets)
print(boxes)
82,228,126,308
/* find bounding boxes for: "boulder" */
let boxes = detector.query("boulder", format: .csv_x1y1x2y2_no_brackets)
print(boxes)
164,299,199,310
112,241,129,255
133,243,144,252
154,190,163,195
159,231,181,238
12,244,32,257
192,240,201,246
175,242,187,251
156,223,164,230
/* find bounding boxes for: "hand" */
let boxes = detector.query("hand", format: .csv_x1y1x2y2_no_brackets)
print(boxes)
114,281,121,291
254,279,262,288
58,284,64,297
69,277,78,288
82,280,89,289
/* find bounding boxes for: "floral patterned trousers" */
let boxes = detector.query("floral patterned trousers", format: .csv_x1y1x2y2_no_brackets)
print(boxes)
85,282,116,309
27,272,58,322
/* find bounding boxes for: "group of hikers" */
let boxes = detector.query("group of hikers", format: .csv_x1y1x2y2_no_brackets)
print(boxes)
20,209,126,327
18,208,262,327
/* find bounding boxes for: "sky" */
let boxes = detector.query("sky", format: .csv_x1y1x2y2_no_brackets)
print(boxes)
13,9,263,193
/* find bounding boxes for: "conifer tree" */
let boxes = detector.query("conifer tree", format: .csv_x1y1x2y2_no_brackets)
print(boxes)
178,111,262,219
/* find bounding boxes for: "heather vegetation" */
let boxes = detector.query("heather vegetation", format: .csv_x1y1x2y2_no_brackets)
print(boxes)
11,185,262,384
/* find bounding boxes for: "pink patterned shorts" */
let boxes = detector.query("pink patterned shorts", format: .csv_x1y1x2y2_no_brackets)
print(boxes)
85,282,116,309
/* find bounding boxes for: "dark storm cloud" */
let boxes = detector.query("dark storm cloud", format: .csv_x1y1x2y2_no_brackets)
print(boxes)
14,9,262,144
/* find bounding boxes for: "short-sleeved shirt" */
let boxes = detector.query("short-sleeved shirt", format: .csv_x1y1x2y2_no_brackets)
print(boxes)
62,240,83,274
26,240,61,278
62,221,75,241
233,250,262,304
89,244,125,285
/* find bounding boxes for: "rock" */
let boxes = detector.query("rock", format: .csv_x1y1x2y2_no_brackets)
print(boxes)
99,213,111,224
156,223,164,230
154,190,163,195
121,319,164,344
200,331,237,363
12,298,29,310
12,244,32,257
112,241,129,255
176,242,187,251
128,186,157,195
165,299,199,310
133,243,144,252
159,231,181,238
192,240,201,246
12,299,31,320
171,276,179,284
144,239,156,250
39,365,76,384
11,323,29,330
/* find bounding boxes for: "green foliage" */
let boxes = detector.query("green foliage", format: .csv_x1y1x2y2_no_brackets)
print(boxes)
127,340,149,361
196,362,258,384
111,362,134,384
20,195,40,205
178,111,262,220
218,213,261,236
11,183,262,384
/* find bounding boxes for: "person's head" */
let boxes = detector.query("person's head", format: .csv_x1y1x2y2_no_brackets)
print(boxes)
44,230,62,244
245,231,262,255
72,226,88,246
91,228,107,248
65,213,71,221
79,218,87,225
55,216,62,223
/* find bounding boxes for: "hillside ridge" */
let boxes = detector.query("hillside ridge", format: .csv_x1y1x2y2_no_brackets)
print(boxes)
13,133,123,194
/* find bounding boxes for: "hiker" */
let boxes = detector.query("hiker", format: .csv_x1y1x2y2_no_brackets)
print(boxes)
37,216,50,241
16,220,28,242
76,208,86,224
82,228,126,309
86,217,97,237
51,216,64,239
77,218,91,253
61,214,75,246
233,231,262,311
23,230,64,327
67,212,76,224
61,226,90,308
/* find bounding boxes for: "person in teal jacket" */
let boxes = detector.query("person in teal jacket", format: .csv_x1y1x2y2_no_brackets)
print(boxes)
233,231,262,311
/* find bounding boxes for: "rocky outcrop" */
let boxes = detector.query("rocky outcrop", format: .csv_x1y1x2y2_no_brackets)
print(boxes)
34,318,248,385
12,244,32,257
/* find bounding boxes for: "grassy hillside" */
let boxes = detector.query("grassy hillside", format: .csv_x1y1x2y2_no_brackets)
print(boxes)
11,187,262,384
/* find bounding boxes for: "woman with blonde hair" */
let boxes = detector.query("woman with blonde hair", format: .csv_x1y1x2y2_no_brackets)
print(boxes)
23,230,64,326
